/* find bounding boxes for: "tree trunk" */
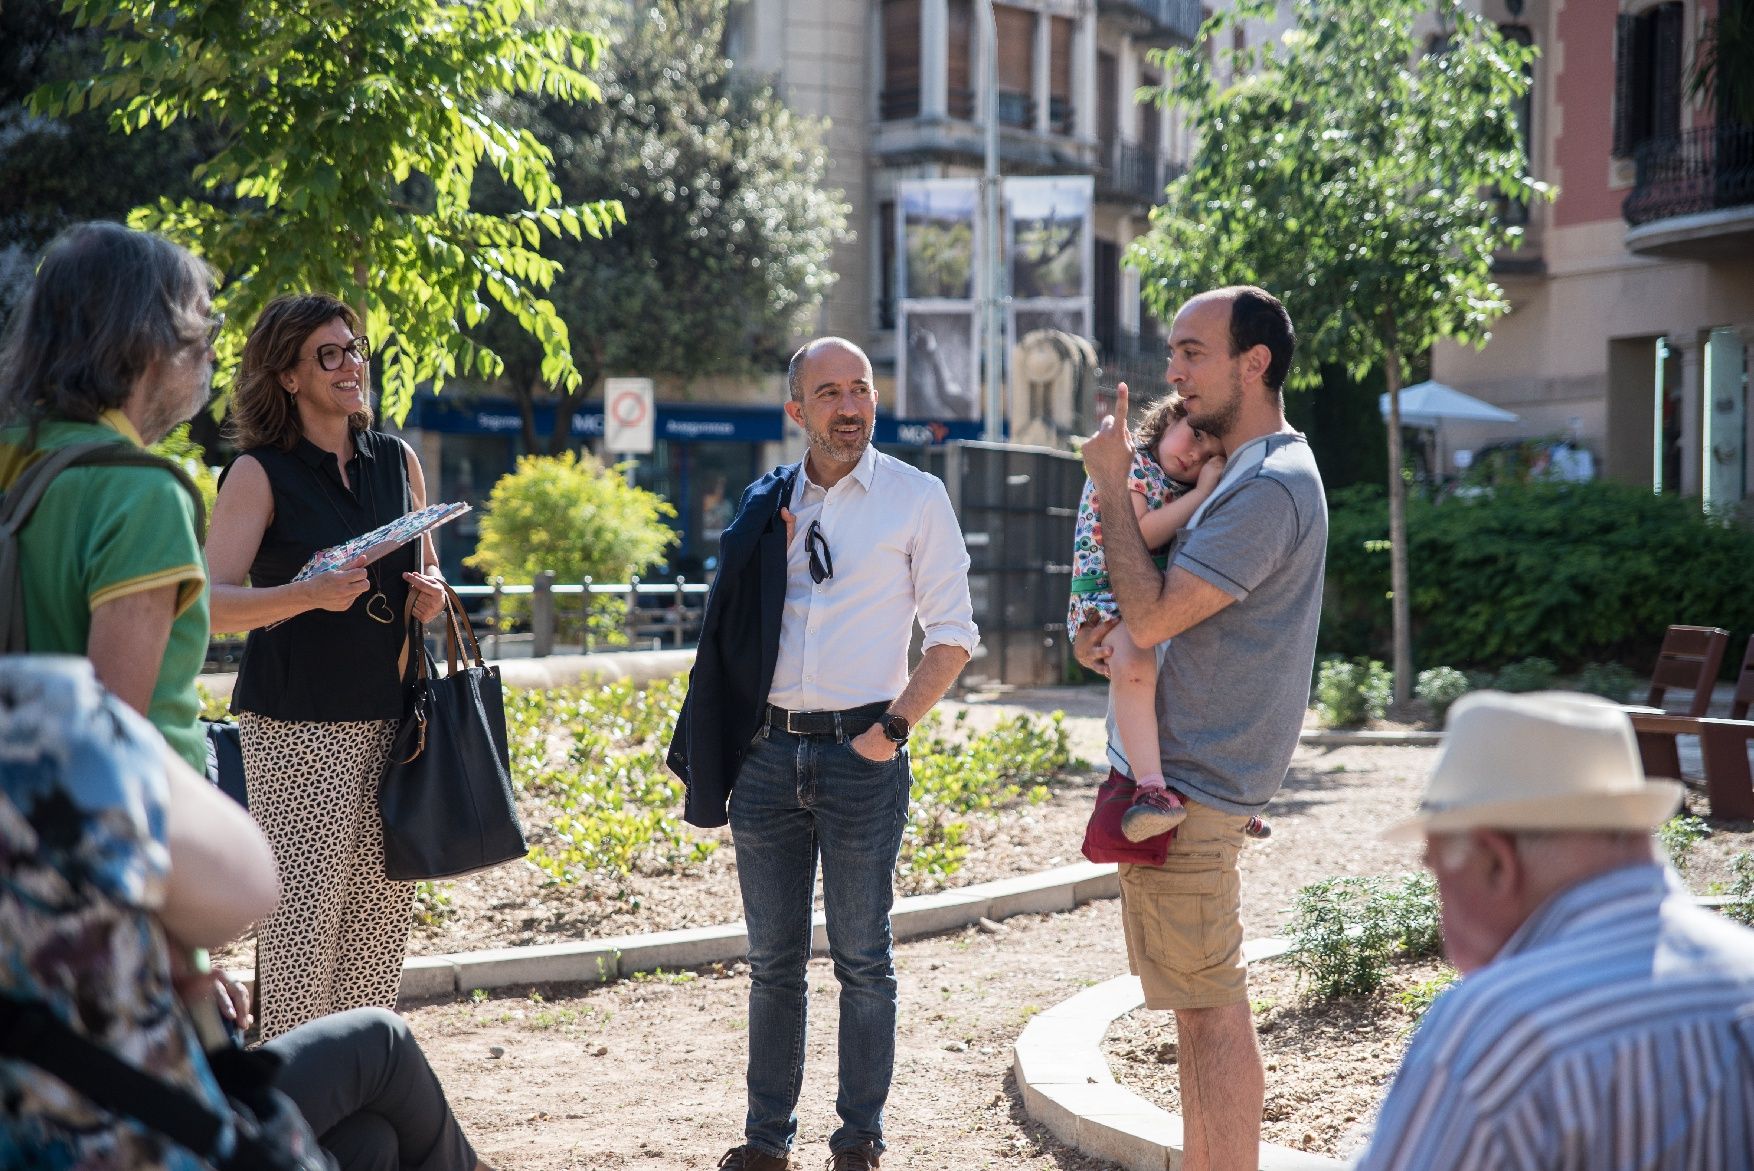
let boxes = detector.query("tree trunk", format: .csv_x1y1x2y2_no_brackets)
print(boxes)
1383,351,1413,707
514,377,540,455
549,389,580,456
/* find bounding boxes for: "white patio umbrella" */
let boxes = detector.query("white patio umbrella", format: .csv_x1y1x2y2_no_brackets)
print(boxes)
1378,380,1520,428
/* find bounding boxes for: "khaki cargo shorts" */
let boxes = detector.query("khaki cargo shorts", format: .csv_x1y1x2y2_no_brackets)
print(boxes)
1117,797,1249,1010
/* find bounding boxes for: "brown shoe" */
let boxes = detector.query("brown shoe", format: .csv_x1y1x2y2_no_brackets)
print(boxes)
718,1145,789,1171
826,1142,880,1170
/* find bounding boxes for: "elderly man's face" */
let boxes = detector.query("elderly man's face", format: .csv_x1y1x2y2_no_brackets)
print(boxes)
1424,831,1525,974
137,294,217,444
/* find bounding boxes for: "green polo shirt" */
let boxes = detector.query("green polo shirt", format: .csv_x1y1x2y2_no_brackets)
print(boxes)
0,411,209,770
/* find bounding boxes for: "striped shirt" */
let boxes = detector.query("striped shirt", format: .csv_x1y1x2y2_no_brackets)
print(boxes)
1355,863,1754,1171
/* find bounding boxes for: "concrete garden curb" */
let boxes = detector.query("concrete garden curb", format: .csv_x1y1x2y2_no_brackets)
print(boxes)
377,860,1122,1000
1298,729,1443,747
1013,939,1345,1171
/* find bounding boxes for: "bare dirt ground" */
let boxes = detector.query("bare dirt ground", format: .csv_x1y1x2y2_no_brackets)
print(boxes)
384,685,1752,1170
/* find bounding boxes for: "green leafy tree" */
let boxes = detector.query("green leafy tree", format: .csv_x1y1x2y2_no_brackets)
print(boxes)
478,0,850,453
466,451,677,590
30,0,625,423
1128,0,1549,704
0,1,209,322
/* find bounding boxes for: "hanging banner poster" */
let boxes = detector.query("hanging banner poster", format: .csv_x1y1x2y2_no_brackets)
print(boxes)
900,307,980,421
896,178,983,421
899,178,979,301
1005,176,1093,301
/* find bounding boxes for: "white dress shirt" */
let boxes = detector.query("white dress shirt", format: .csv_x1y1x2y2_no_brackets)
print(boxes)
765,443,979,712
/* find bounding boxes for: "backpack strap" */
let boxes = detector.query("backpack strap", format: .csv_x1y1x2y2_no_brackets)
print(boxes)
0,440,208,654
0,991,236,1164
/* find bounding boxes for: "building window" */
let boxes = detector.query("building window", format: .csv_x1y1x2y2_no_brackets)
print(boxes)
1498,24,1534,226
996,3,1036,129
1613,2,1684,159
1048,15,1074,135
722,0,748,62
948,0,975,119
882,0,922,120
878,199,896,330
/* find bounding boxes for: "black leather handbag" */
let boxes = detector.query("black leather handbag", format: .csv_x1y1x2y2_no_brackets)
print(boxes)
377,583,526,881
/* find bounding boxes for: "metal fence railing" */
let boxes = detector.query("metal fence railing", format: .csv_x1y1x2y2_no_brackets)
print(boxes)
204,576,712,669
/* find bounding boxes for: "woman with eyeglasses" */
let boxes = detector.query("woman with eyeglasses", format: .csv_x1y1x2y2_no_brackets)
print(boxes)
206,293,448,1040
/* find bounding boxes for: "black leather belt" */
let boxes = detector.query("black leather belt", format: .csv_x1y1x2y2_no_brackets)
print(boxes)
763,701,891,737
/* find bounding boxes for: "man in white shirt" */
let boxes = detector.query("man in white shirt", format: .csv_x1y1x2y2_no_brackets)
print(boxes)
676,337,977,1171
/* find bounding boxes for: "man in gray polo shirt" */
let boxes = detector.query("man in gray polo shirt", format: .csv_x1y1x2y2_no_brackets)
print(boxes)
1077,285,1327,1171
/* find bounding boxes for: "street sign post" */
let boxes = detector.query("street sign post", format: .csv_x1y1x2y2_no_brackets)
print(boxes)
603,378,655,455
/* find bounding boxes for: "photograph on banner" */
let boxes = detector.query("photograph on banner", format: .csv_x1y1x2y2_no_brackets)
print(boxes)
1005,176,1092,301
898,307,980,421
898,179,980,301
1009,304,1089,354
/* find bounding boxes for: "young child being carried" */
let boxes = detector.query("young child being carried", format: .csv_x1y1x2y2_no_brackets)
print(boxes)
1068,390,1270,843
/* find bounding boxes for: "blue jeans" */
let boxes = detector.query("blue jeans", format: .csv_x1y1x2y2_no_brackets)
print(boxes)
729,726,911,1157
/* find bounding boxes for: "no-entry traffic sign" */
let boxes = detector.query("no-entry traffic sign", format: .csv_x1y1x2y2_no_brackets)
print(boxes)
603,378,655,454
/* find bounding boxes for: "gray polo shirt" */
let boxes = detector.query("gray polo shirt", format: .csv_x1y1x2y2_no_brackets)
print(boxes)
1107,431,1327,814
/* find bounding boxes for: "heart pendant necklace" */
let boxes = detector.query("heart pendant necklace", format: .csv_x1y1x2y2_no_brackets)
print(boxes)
314,442,395,624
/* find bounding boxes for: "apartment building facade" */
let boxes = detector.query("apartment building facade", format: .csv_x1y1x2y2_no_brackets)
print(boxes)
1430,0,1754,513
727,0,1202,406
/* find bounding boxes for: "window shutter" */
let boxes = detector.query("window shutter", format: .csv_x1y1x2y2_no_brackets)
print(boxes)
883,0,922,120
1098,50,1119,146
947,0,973,116
996,4,1035,97
1050,16,1073,102
1612,12,1637,157
1652,1,1684,143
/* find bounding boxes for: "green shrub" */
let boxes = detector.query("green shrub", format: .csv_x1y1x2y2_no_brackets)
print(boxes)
1288,872,1442,1000
1493,656,1558,693
900,711,1070,890
1574,661,1642,703
1726,852,1754,927
1414,667,1470,723
466,452,677,639
519,676,714,884
510,682,1075,892
1322,482,1754,672
1314,656,1392,727
1658,814,1710,875
1398,968,1460,1029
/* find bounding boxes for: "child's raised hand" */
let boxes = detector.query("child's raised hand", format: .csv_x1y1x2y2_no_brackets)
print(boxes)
1196,454,1228,493
1082,381,1135,489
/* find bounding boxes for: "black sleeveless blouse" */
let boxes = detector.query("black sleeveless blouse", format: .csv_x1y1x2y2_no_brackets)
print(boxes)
229,428,417,722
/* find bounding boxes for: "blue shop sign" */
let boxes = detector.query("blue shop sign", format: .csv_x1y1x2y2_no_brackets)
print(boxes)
408,394,983,447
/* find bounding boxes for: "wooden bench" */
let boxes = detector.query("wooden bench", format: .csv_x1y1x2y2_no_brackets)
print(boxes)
1629,631,1754,821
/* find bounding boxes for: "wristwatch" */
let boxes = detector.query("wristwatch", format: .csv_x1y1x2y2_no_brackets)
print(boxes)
880,712,911,744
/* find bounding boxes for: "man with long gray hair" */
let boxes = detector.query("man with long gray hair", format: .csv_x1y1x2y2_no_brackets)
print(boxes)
0,221,219,770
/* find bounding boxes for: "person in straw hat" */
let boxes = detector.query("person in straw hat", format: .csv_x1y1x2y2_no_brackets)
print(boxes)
1354,690,1754,1170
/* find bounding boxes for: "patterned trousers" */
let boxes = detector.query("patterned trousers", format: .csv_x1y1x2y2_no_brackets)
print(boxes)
240,713,415,1042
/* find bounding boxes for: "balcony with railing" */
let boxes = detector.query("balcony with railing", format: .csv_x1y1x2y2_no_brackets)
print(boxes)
1623,122,1754,258
1096,0,1202,46
1095,140,1185,206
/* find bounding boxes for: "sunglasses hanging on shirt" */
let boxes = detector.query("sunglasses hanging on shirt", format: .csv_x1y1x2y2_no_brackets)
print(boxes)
806,519,833,585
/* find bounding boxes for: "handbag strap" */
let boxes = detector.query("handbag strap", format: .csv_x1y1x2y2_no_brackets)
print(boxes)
436,580,487,672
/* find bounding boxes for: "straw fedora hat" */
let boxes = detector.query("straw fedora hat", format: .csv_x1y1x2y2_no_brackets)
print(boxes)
1382,690,1682,841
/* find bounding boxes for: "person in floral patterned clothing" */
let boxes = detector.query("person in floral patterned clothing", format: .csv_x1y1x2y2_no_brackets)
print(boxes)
0,655,280,1169
1069,390,1266,842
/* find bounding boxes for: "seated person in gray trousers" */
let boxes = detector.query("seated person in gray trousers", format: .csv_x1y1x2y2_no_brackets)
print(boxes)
0,655,488,1171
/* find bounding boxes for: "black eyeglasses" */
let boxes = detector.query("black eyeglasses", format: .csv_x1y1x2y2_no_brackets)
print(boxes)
184,312,224,351
294,335,371,372
806,519,833,584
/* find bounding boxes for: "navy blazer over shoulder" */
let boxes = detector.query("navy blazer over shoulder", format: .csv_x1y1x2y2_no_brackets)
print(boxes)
667,463,799,828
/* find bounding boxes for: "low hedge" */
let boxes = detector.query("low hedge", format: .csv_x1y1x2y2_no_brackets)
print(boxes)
1322,482,1754,673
